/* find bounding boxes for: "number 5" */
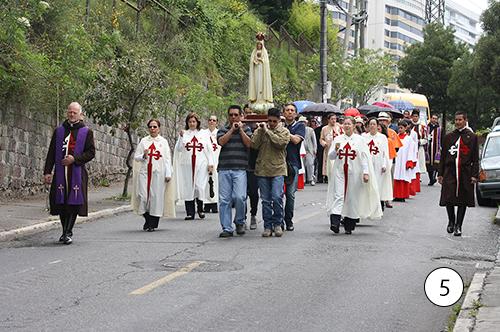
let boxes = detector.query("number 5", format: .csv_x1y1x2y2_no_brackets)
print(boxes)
440,279,450,296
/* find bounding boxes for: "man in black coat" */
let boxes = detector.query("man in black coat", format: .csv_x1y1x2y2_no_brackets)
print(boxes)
44,102,95,244
438,111,479,236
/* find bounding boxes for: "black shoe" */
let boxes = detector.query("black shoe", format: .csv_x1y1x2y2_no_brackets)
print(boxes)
67,230,73,237
447,223,454,234
345,230,352,235
198,212,206,219
63,235,72,244
59,234,65,242
147,228,155,232
212,209,218,213
235,224,246,235
286,225,294,231
184,215,195,220
330,224,339,233
454,227,462,237
428,181,436,186
219,231,233,238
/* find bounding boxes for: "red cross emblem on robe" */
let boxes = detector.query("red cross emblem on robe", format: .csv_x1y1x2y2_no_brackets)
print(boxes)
338,142,357,198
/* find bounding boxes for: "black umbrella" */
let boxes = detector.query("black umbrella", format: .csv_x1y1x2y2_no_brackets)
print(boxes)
301,103,342,116
358,104,384,115
366,108,404,119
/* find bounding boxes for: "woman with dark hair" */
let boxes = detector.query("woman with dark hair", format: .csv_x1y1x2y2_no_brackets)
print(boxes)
363,118,392,211
173,113,214,220
132,119,175,231
320,113,342,183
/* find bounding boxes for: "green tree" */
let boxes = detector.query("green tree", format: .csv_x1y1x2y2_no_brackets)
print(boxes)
248,0,296,25
474,1,500,95
448,51,499,129
84,49,163,197
398,23,465,126
342,49,395,105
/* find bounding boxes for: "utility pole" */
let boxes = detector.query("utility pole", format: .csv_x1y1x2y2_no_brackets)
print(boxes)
343,0,354,59
320,0,328,103
359,0,367,50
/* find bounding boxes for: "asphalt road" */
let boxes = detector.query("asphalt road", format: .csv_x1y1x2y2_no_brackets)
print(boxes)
0,181,498,332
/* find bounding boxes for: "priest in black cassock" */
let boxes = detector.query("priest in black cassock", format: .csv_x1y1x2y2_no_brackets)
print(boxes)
44,102,95,244
438,111,479,237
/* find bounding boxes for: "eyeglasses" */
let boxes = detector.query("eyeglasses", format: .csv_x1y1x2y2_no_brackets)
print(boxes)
229,113,240,117
148,126,158,129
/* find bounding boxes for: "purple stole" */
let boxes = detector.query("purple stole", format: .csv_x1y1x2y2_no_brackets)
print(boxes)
54,126,89,205
426,125,441,164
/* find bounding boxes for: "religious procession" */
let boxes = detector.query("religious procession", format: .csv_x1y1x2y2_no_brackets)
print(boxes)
42,33,479,244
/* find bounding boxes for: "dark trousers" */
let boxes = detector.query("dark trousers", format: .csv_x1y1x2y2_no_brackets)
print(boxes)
185,199,203,217
446,205,467,228
204,203,218,213
427,163,437,184
343,217,358,231
59,207,78,236
246,170,259,217
316,147,324,182
143,212,160,229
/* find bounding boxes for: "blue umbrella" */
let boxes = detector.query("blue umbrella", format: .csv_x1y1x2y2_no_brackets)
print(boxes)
388,100,415,111
294,100,315,113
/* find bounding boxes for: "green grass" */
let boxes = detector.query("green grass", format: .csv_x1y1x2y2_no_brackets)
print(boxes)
447,303,462,332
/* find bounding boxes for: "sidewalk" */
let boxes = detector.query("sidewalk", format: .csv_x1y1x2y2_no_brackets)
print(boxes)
0,182,131,241
454,207,500,332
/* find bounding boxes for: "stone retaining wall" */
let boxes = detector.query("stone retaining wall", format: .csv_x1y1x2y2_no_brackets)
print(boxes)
0,104,132,199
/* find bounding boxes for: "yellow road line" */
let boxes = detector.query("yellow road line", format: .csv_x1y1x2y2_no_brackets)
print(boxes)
129,261,204,295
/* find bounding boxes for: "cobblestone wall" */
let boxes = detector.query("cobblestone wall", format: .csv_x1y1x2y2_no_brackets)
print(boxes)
0,104,132,199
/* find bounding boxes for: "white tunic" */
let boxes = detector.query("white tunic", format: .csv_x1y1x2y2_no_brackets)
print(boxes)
362,132,393,201
173,129,214,201
393,133,417,182
326,133,382,220
412,123,427,173
409,130,420,179
202,128,220,204
131,135,175,217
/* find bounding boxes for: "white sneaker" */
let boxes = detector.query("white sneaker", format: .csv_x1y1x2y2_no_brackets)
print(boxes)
310,180,316,186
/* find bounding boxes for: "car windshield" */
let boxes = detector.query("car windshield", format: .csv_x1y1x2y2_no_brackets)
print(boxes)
484,136,500,159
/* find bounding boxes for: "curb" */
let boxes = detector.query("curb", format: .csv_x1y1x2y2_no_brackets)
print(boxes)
0,205,132,242
453,271,487,332
495,207,500,223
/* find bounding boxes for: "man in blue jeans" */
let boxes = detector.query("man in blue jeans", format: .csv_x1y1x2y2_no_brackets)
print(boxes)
216,105,252,238
251,108,290,237
283,103,305,231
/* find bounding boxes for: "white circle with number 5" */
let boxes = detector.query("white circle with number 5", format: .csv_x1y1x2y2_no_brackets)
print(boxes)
425,267,464,307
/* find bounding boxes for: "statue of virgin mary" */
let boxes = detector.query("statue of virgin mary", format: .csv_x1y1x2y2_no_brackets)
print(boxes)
248,33,274,113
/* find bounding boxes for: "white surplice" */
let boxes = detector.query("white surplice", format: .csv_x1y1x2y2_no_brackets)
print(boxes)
362,132,393,201
131,135,175,218
202,128,220,204
393,133,417,183
326,133,382,220
173,129,214,202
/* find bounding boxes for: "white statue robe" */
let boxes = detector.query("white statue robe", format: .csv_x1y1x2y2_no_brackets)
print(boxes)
393,133,417,183
248,44,273,111
173,129,214,202
202,128,220,204
362,132,393,201
326,134,382,220
131,135,175,218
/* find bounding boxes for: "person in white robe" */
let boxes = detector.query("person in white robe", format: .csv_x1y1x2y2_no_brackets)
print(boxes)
173,113,214,220
363,118,392,211
132,119,175,231
326,117,382,234
393,120,417,202
202,115,220,213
